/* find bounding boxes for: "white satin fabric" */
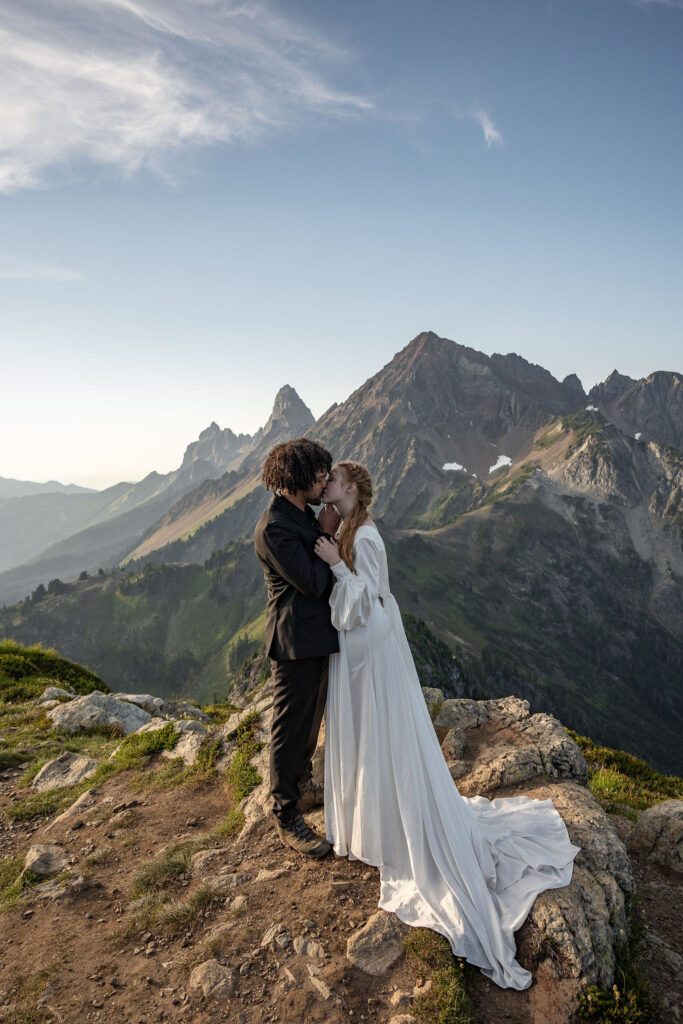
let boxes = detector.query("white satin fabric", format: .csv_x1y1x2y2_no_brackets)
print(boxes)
324,524,580,990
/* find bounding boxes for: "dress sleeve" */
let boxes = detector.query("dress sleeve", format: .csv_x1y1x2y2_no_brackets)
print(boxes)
329,535,381,630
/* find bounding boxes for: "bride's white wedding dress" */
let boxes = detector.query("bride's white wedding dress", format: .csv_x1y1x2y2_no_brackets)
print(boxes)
324,523,580,990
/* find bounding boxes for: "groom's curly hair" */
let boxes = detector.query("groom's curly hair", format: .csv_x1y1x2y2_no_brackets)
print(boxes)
262,438,332,493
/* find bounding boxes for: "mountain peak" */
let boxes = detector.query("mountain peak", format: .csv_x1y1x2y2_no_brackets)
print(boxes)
198,421,224,441
588,370,638,405
262,386,314,439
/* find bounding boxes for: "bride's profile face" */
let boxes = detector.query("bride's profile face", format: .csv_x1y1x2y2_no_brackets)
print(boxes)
321,465,347,505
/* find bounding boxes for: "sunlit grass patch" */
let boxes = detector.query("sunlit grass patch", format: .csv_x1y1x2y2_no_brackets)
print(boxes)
131,842,197,896
129,757,188,793
568,730,682,815
225,710,263,802
405,928,476,1024
201,702,240,725
213,809,245,839
0,640,105,695
82,845,113,871
0,857,42,912
122,884,221,938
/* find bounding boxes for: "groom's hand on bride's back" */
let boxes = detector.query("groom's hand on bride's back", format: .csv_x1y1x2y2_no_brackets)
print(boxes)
318,503,341,536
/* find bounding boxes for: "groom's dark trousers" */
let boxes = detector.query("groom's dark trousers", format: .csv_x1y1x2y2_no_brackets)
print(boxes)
254,495,339,824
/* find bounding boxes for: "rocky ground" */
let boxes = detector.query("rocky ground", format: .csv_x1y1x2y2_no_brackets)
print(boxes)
0,681,680,1024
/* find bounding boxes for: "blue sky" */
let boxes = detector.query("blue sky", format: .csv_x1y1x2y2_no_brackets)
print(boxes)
1,0,681,488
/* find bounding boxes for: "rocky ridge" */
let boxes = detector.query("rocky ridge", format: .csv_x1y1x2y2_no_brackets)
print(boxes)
1,668,680,1024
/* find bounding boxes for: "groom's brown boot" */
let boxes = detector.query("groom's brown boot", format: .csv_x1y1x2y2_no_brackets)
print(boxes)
298,774,324,813
275,813,331,859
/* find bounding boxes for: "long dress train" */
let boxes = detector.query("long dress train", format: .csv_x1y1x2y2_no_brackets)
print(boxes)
323,524,580,991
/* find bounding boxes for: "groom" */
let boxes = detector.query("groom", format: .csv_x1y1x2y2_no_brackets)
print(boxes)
254,437,340,858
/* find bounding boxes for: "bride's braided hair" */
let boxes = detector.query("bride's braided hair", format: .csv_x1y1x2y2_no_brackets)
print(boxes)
335,461,373,573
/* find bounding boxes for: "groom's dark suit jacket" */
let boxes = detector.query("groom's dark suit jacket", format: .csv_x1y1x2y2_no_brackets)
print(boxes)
254,494,339,661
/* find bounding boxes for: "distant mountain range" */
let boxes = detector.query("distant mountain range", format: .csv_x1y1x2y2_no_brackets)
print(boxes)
0,477,95,499
0,385,313,595
1,332,681,774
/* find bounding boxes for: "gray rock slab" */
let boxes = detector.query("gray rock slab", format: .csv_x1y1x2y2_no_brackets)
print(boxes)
627,799,683,872
40,686,75,702
346,911,409,976
189,959,235,999
45,788,99,832
32,751,99,792
24,844,69,876
203,871,250,892
188,847,232,876
160,730,206,765
109,693,166,716
47,693,151,736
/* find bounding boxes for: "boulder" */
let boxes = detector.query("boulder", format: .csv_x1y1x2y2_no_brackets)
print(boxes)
435,696,529,731
517,781,635,993
189,960,235,999
47,692,151,736
32,751,99,792
420,688,444,716
434,697,484,731
293,936,325,958
441,727,467,761
346,911,409,976
457,712,588,794
109,693,166,716
160,727,209,766
40,686,75,702
23,844,69,876
627,799,683,872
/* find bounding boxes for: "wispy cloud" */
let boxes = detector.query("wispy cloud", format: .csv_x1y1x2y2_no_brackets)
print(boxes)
627,0,683,7
0,253,83,281
472,110,503,149
0,0,373,193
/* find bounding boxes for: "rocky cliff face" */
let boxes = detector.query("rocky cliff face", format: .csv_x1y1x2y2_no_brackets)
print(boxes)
181,422,251,474
310,332,586,522
588,369,682,450
180,385,314,478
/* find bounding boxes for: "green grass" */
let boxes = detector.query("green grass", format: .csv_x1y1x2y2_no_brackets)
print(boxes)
131,841,197,895
0,858,44,912
405,929,476,1024
568,731,682,815
212,808,245,838
224,710,263,802
129,731,229,793
5,720,181,821
111,722,179,769
124,884,222,937
535,420,565,449
0,640,105,695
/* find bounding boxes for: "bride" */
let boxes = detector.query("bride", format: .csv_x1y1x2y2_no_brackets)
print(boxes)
313,460,580,991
